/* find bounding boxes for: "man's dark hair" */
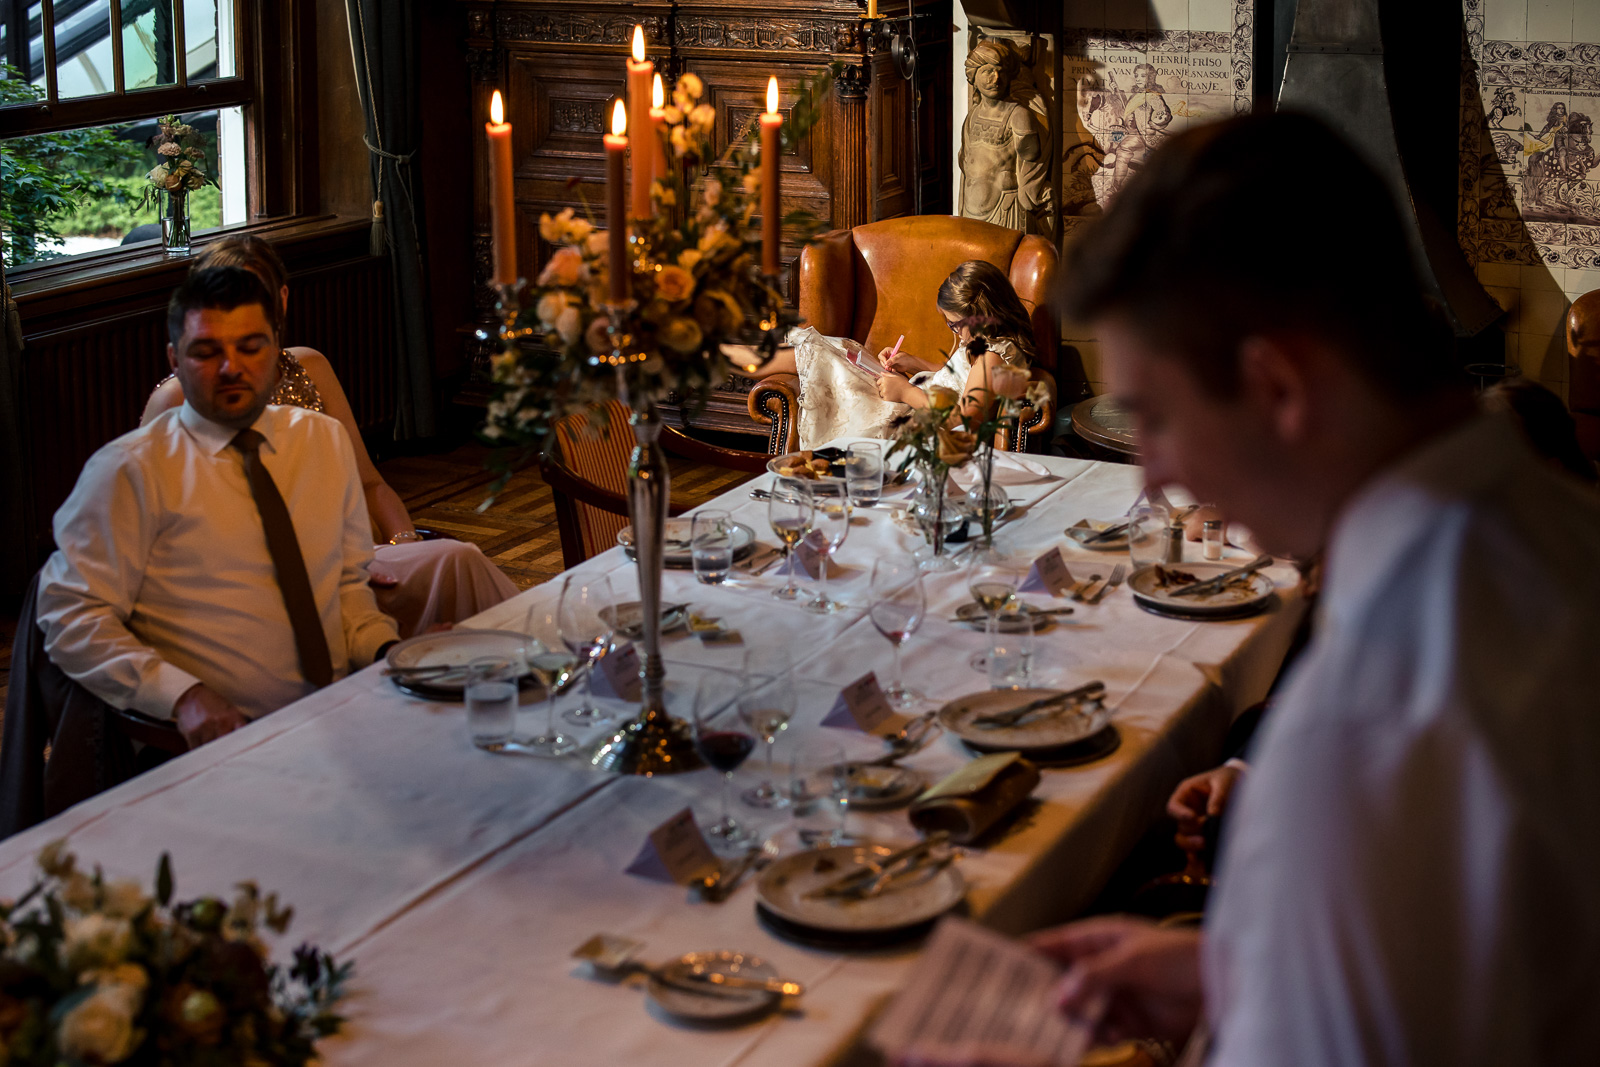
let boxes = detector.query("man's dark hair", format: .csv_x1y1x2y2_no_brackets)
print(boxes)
1059,112,1457,401
166,265,277,346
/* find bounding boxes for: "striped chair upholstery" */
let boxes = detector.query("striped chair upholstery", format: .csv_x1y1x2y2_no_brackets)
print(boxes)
552,402,635,563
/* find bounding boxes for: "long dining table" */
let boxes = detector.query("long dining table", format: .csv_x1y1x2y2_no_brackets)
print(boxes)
0,441,1307,1066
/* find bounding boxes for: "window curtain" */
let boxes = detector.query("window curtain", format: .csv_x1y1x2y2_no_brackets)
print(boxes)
0,258,34,599
344,0,436,440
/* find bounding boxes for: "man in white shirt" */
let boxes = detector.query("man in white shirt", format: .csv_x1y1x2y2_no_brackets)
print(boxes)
900,115,1600,1065
36,267,399,748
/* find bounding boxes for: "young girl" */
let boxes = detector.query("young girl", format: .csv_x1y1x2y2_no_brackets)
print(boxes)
753,260,1038,447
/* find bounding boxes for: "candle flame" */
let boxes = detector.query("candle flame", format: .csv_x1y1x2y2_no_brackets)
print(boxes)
611,99,628,136
632,25,646,63
652,72,664,109
766,76,779,115
489,90,504,125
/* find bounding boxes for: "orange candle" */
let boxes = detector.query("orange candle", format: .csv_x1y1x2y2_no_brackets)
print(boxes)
866,0,879,16
648,72,669,188
760,76,782,278
627,25,653,219
485,90,517,286
606,100,630,305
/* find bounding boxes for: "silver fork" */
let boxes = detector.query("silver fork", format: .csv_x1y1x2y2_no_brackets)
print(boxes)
1089,564,1126,605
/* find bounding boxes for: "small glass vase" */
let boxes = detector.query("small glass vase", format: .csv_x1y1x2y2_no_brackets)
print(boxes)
911,465,962,572
162,189,191,256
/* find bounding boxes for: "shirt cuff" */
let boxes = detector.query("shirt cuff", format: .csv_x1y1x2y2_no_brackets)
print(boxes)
1223,757,1251,775
131,661,205,721
348,618,402,669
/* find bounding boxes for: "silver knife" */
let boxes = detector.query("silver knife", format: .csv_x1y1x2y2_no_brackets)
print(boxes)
1169,554,1274,598
972,680,1107,727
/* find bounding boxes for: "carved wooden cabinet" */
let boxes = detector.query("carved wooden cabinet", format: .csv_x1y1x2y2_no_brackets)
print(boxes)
459,0,951,438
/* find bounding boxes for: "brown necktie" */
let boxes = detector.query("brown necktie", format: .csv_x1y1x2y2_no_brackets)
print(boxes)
230,429,334,688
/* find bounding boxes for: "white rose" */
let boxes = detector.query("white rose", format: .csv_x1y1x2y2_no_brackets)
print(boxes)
62,914,133,970
99,880,148,920
60,871,97,913
555,306,582,346
535,291,571,328
585,231,609,258
701,178,722,206
58,986,138,1064
158,142,181,157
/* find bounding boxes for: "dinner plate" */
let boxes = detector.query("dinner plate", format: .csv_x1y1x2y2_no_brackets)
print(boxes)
385,629,534,701
950,602,1052,632
766,451,917,487
755,843,964,934
617,519,756,568
937,687,1115,753
1127,561,1275,616
645,950,782,1023
1065,521,1129,551
599,601,689,640
839,762,925,810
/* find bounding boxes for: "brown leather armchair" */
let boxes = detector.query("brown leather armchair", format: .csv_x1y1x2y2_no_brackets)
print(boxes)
752,216,1060,452
1568,290,1600,459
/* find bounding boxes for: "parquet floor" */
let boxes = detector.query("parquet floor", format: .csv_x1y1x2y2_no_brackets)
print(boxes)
0,442,757,712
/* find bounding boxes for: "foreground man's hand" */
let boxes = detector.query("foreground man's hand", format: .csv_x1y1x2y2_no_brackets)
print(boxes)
173,683,250,747
1032,917,1203,1047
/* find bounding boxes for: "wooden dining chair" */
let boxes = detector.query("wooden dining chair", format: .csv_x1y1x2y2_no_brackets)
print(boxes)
543,400,768,569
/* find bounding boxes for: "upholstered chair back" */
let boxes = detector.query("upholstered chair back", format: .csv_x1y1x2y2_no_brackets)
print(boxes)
1568,290,1600,459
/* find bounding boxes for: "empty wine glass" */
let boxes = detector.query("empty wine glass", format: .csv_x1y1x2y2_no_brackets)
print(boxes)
806,479,851,614
768,478,814,601
521,602,577,758
693,673,757,850
869,559,927,709
739,648,795,809
558,573,617,726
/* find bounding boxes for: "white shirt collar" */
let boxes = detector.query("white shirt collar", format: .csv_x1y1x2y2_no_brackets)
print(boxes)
177,401,281,458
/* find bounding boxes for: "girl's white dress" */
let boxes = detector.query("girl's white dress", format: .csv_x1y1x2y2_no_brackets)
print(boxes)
787,327,1020,449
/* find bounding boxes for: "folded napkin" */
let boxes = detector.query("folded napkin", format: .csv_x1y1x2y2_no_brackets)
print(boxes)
909,752,1041,845
950,453,1054,490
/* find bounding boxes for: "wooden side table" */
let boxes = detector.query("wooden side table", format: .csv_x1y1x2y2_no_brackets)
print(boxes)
1070,395,1140,457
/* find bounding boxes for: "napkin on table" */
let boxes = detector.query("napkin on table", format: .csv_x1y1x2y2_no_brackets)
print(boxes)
909,752,1041,845
950,453,1054,490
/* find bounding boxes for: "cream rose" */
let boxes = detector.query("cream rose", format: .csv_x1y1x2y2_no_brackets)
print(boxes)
676,249,702,272
98,881,148,921
63,915,133,970
60,872,97,913
937,428,978,467
659,316,704,354
701,178,723,206
58,987,138,1064
535,291,571,328
674,72,704,105
690,104,715,132
537,245,583,287
585,231,609,258
158,142,181,157
925,385,959,412
655,264,695,303
989,364,1029,400
555,306,583,346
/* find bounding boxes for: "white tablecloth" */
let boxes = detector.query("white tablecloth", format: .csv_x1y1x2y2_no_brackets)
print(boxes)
0,442,1306,1066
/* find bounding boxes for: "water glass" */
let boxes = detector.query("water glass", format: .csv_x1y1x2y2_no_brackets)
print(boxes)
987,612,1034,690
790,738,850,847
691,510,735,585
465,656,518,752
845,442,884,507
1128,503,1172,571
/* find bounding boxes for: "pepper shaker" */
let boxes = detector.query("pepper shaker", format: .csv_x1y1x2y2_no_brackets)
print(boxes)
1164,521,1185,563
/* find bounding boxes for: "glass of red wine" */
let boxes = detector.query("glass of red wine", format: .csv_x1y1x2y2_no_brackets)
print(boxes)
693,674,758,850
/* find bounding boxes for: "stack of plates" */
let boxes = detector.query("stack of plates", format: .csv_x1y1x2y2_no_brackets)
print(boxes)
1127,561,1276,620
754,843,964,948
617,519,757,568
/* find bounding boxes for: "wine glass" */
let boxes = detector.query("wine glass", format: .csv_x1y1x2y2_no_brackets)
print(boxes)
692,673,757,851
965,545,1025,672
768,478,814,601
558,573,616,726
739,648,795,809
806,478,851,614
869,559,927,709
521,602,577,758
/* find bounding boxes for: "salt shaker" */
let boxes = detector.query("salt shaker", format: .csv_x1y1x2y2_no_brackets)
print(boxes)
1202,519,1225,560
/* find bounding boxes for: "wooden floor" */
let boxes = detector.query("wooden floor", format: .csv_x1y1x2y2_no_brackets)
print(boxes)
0,441,758,712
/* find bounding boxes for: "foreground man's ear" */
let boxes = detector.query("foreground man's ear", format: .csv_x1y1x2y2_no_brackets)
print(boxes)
1237,335,1311,447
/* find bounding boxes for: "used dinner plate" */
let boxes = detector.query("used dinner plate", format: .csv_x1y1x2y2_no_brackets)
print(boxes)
617,519,756,567
600,601,688,639
1127,561,1275,616
839,762,925,810
766,451,917,487
755,843,964,934
646,950,782,1023
385,629,532,700
1065,521,1129,551
950,602,1051,632
937,687,1115,753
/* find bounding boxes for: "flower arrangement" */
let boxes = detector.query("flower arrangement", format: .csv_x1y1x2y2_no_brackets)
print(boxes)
139,115,217,209
0,842,350,1066
887,326,1050,549
480,63,840,456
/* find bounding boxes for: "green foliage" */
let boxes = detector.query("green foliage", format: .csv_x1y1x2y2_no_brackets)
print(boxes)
0,66,146,267
52,177,222,237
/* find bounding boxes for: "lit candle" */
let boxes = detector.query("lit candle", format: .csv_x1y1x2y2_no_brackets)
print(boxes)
605,100,630,304
627,25,653,219
485,90,517,286
649,72,669,188
760,76,782,278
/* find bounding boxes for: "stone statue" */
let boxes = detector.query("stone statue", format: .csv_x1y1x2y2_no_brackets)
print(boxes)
959,37,1051,237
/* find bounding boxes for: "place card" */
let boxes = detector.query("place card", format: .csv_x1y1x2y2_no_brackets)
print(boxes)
1018,547,1074,597
820,672,912,738
591,643,642,702
624,807,720,885
776,530,828,579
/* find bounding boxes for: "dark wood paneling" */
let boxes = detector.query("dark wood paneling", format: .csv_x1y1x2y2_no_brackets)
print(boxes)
286,255,397,432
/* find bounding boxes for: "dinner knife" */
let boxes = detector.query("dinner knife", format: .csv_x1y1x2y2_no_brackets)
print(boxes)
1168,554,1274,598
806,832,951,899
972,680,1107,727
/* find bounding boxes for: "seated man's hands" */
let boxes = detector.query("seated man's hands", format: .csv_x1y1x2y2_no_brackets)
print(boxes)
1167,762,1244,852
1033,916,1204,1047
878,347,937,376
367,567,400,589
877,373,920,405
173,683,250,747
